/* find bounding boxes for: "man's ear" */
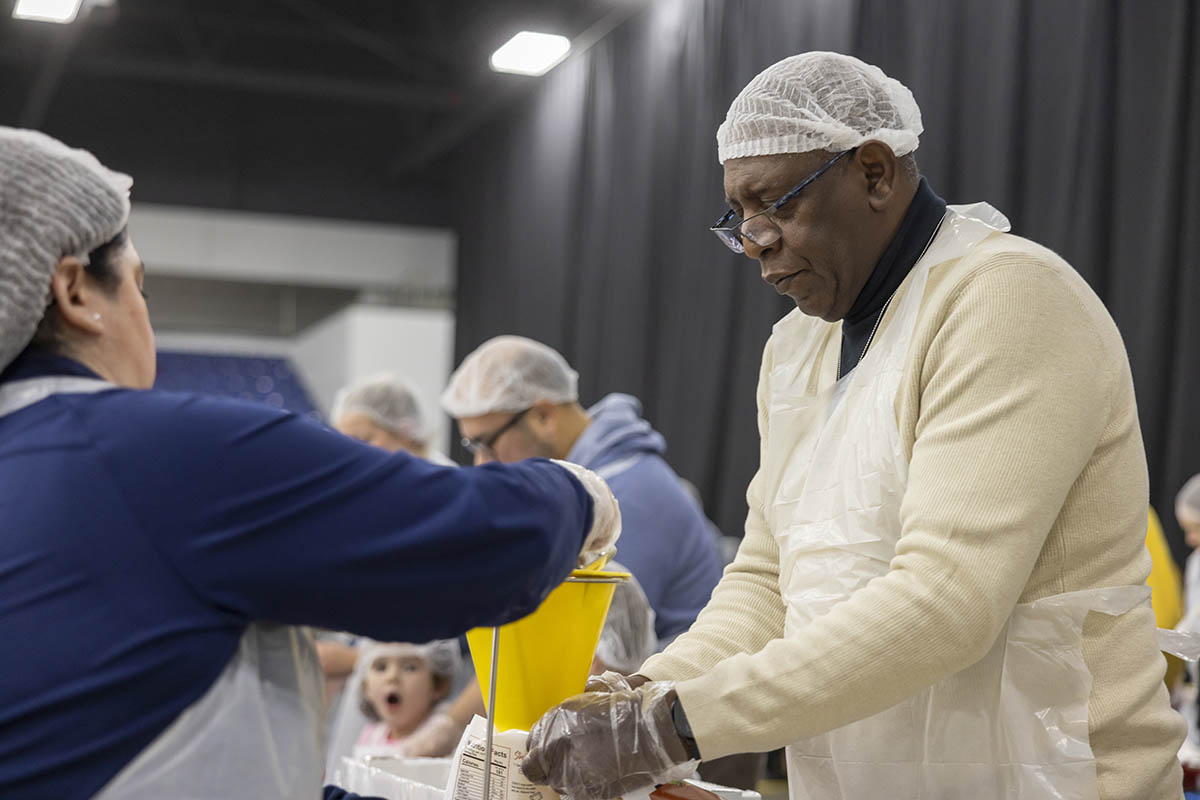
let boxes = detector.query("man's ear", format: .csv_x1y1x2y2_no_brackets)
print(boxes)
528,399,558,432
48,256,103,335
855,140,901,211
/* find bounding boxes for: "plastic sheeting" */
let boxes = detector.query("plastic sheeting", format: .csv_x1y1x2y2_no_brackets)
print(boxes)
94,624,325,799
595,560,658,674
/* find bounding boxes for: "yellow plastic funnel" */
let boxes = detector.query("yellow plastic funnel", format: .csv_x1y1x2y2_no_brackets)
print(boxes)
467,567,629,731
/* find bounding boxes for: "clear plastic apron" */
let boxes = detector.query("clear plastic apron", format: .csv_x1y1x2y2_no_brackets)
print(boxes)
0,376,327,800
763,205,1153,800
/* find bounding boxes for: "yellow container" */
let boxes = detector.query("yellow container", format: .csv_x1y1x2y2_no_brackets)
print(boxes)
467,568,630,732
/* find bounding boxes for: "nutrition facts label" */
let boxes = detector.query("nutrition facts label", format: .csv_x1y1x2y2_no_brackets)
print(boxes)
453,737,509,800
451,727,558,800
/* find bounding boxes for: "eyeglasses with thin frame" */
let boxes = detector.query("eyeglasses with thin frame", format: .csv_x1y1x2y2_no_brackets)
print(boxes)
461,407,531,459
710,148,856,254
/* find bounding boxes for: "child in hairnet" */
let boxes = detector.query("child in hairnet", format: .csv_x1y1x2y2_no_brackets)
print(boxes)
326,639,462,770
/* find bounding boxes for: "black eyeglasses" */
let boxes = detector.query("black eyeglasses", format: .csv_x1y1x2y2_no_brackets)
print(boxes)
710,148,855,253
461,408,531,459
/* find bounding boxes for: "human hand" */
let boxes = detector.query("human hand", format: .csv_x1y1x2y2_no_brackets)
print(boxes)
551,460,622,566
584,670,650,693
521,682,696,799
315,640,359,679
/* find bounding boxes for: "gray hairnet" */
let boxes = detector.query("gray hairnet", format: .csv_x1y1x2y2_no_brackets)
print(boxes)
441,335,578,418
0,127,132,371
1178,475,1200,525
331,373,428,444
357,639,461,681
717,51,922,164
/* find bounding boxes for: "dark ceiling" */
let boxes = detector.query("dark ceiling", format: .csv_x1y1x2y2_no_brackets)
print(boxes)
0,0,641,224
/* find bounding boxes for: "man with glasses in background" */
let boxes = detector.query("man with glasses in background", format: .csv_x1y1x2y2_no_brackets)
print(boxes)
521,51,1185,800
441,335,723,649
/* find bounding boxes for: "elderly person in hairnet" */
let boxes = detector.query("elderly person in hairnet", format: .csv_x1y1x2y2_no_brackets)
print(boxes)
0,128,622,800
330,373,454,464
521,52,1184,800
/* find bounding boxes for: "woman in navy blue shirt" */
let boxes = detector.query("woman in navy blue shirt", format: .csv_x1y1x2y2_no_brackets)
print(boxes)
0,127,621,799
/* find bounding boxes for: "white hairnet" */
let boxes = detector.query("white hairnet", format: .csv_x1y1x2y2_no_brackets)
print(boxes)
325,639,461,776
1178,475,1200,526
716,51,923,164
0,127,132,371
332,373,428,444
441,335,578,419
595,561,658,674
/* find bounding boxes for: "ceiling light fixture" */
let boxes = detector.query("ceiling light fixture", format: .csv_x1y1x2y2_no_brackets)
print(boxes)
489,31,571,76
12,0,85,23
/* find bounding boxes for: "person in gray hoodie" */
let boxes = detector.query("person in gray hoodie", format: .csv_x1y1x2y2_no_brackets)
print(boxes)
441,335,724,645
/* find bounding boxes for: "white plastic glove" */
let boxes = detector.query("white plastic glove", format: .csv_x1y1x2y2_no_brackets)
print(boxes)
552,460,622,567
397,711,466,758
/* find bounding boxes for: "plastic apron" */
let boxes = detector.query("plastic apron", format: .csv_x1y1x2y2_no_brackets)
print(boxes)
0,376,326,800
763,204,1154,800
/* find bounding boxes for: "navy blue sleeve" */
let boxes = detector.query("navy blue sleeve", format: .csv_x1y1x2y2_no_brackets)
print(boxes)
92,391,592,642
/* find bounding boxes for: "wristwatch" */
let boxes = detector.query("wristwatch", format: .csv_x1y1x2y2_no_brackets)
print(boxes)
670,696,701,760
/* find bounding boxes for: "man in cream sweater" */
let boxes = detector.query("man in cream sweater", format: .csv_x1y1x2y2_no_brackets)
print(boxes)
521,52,1184,800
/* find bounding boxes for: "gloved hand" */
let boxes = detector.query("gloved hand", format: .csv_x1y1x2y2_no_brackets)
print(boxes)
552,460,622,567
584,670,650,693
397,711,466,758
521,682,698,799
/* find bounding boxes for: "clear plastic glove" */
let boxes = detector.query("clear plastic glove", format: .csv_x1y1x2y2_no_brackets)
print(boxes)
521,682,697,799
552,460,622,567
397,711,466,758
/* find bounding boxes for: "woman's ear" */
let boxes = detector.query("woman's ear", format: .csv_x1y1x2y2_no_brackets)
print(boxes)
433,675,452,701
48,256,104,335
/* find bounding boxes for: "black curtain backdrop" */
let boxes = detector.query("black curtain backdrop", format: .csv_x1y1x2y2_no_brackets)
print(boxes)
451,0,1200,564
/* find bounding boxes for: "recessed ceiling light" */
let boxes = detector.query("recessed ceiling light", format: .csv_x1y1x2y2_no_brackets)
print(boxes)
12,0,84,23
490,31,571,76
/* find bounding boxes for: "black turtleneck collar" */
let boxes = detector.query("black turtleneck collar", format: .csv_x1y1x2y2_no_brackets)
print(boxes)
839,177,946,378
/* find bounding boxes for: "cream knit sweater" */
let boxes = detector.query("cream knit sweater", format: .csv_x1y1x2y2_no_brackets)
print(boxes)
641,232,1184,799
